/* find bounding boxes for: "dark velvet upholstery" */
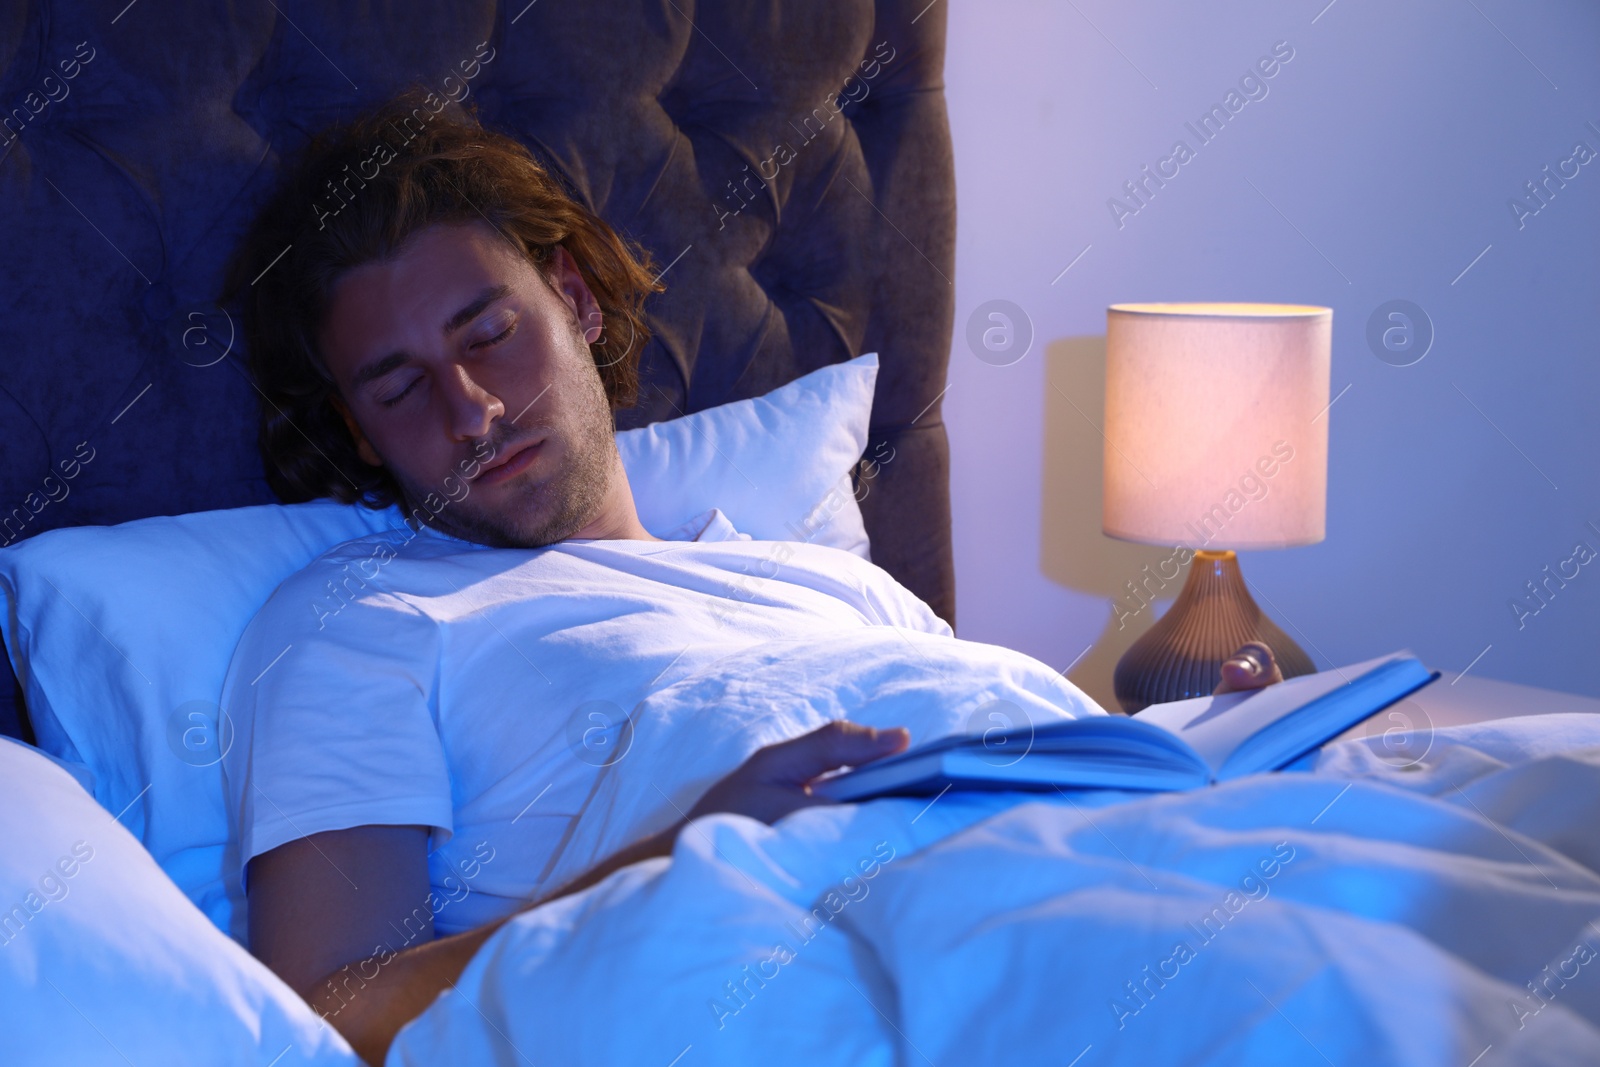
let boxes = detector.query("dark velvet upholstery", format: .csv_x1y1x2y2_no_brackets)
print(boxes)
0,0,956,739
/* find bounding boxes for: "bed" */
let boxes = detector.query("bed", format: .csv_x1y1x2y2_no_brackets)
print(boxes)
3,2,1599,1065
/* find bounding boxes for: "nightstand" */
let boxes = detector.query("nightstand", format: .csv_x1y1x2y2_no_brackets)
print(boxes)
1328,669,1600,747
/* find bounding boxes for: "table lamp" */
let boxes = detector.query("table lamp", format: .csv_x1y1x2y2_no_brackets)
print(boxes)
1102,302,1331,713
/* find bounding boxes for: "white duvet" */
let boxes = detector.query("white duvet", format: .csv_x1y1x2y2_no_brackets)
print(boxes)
388,632,1600,1065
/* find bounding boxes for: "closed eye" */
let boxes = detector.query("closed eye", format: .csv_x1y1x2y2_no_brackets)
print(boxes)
475,321,516,348
380,378,421,408
378,321,516,408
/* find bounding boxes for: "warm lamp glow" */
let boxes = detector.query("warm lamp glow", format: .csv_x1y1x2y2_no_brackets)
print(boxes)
1102,302,1332,550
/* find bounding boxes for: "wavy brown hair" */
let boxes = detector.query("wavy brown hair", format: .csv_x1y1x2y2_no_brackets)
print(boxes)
222,87,661,509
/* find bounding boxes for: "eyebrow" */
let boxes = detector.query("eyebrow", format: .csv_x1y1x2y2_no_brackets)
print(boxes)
349,283,514,391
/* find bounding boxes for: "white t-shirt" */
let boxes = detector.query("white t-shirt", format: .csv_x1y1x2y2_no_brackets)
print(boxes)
220,510,949,937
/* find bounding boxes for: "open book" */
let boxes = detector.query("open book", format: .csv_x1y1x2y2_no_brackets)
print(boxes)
811,651,1439,801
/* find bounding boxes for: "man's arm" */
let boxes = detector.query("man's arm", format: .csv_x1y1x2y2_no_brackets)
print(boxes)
247,721,910,1065
250,820,689,1065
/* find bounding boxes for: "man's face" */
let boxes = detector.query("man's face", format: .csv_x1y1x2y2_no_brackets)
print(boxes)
318,221,617,548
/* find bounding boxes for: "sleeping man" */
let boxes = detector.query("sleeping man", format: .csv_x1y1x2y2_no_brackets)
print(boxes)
221,92,1283,1065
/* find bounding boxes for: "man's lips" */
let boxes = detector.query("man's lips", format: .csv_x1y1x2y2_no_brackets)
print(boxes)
472,439,542,485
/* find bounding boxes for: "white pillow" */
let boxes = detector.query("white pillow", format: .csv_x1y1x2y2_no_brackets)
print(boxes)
0,500,407,941
620,352,877,558
0,736,359,1064
0,354,879,941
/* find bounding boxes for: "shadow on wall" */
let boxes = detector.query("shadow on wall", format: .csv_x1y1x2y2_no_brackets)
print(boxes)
1040,335,1173,714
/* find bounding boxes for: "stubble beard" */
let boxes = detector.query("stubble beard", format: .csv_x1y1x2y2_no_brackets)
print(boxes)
395,359,618,549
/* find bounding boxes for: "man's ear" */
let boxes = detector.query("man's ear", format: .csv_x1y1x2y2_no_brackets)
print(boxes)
330,394,384,467
547,245,604,345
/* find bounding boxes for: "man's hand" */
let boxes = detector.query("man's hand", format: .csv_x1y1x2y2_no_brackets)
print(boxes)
1213,641,1285,694
687,720,911,824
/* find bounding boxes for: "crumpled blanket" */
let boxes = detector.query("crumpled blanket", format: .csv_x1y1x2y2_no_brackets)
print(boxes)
390,631,1600,1065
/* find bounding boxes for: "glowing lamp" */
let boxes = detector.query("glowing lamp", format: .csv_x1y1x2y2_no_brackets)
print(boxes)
1102,302,1331,712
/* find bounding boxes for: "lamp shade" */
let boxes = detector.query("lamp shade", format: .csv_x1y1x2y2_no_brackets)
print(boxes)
1102,302,1331,550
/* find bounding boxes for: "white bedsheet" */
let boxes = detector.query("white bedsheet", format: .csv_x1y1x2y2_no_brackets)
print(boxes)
388,639,1600,1066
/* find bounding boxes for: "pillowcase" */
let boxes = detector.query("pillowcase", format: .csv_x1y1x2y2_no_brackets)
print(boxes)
0,499,407,941
619,352,876,558
0,736,359,1064
0,353,879,942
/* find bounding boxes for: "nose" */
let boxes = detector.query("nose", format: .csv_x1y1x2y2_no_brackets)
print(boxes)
439,363,506,441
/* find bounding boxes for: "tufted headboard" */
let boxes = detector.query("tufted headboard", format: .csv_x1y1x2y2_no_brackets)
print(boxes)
0,1,956,737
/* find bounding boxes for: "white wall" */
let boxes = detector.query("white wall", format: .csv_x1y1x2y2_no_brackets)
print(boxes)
942,0,1600,708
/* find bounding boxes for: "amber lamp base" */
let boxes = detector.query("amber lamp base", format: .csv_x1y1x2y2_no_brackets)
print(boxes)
1113,549,1315,714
